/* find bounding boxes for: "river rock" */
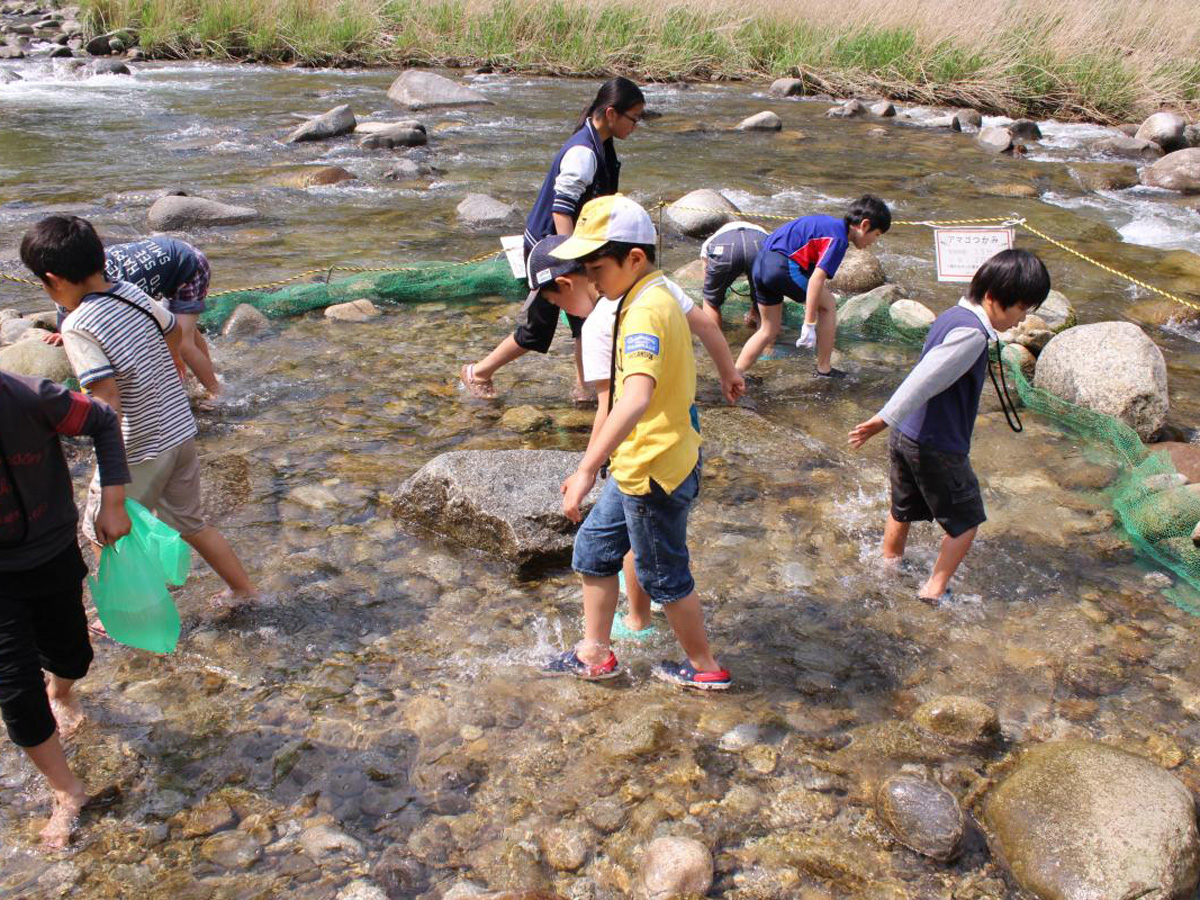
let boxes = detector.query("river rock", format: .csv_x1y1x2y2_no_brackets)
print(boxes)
200,831,262,869
955,108,983,129
1092,134,1165,160
977,126,1014,154
737,110,781,131
48,45,73,58
385,158,439,181
911,695,999,745
876,775,964,861
0,317,34,344
827,99,867,118
0,339,73,381
91,58,129,75
337,880,388,900
1186,124,1200,148
359,122,427,149
387,69,492,110
1125,485,1200,544
147,195,259,230
500,405,551,433
541,824,592,871
179,797,236,838
0,68,22,82
1194,520,1200,546
393,449,599,569
1142,149,1200,194
286,104,356,143
300,823,364,859
0,46,24,59
637,836,713,900
837,284,901,333
1037,289,1076,331
1152,442,1200,483
1069,161,1139,192
281,165,356,187
1002,342,1036,379
126,47,144,61
768,77,805,98
888,299,935,335
983,741,1200,900
1136,111,1189,153
1008,118,1041,141
607,708,669,760
828,247,885,294
999,314,1053,353
325,299,380,322
869,100,896,117
666,188,739,238
456,193,517,226
1034,321,1168,440
85,31,123,55
1129,297,1200,327
222,303,269,338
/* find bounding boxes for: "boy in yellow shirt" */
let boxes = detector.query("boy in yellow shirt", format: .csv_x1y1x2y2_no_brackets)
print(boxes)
550,195,730,690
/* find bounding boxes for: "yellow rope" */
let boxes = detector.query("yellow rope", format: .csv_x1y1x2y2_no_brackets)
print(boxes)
1,272,40,287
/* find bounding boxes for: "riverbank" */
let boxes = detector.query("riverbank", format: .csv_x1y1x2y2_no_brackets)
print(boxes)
76,0,1200,123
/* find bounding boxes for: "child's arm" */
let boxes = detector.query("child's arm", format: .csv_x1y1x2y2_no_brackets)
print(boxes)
562,374,655,522
849,415,887,448
803,268,829,327
584,381,611,455
684,306,745,404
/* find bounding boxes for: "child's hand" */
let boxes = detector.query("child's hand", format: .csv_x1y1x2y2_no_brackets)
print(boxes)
720,369,746,404
41,332,64,346
796,323,817,349
849,416,887,449
94,489,132,545
561,467,597,523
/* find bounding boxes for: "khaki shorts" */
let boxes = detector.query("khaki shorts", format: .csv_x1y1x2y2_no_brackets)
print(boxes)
84,438,206,541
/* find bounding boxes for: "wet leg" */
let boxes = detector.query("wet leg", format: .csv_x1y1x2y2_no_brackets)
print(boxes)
662,592,720,673
621,552,652,631
578,574,620,665
920,527,976,599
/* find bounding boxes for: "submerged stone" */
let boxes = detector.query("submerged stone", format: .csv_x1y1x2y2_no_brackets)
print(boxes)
911,695,999,746
637,836,713,900
876,775,964,861
983,741,1200,900
392,449,600,570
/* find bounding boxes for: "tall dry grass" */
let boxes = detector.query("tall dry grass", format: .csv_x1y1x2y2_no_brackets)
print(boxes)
80,0,1200,121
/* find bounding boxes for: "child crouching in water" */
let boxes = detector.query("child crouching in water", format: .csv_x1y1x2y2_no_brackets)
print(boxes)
849,249,1050,602
547,195,731,689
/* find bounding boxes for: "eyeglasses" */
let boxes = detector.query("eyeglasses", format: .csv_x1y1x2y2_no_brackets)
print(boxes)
617,110,643,126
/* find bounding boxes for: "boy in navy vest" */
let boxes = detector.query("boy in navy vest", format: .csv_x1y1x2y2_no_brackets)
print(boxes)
848,249,1050,602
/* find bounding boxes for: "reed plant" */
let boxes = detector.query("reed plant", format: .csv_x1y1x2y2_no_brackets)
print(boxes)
79,0,1200,122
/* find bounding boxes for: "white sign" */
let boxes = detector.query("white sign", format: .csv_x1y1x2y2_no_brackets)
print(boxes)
500,235,526,280
933,227,1014,282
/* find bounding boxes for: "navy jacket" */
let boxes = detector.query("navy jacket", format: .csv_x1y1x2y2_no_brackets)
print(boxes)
523,121,620,253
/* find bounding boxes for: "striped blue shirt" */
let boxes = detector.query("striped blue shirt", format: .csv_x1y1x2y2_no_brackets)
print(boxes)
61,281,196,464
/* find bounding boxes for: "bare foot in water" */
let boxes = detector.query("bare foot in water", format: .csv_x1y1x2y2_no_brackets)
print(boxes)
209,589,256,614
40,785,87,849
48,691,85,740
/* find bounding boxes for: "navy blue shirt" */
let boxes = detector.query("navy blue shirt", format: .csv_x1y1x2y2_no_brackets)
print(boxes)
762,215,849,278
524,121,620,254
104,237,200,299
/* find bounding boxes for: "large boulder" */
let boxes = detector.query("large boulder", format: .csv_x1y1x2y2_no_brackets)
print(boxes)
983,741,1200,900
768,77,805,98
636,837,713,900
147,196,259,230
666,189,739,238
888,299,936,337
286,104,356,143
1136,111,1189,153
954,108,983,130
358,122,427,149
387,69,492,110
876,775,964,861
837,284,901,333
1092,134,1165,160
0,339,73,382
828,247,885,294
1037,289,1077,331
1142,149,1200,194
456,193,518,226
392,449,600,570
1034,321,1168,441
736,111,781,132
1009,119,1042,141
976,126,1014,154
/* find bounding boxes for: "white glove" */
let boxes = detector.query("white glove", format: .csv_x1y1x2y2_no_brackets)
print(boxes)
796,322,817,349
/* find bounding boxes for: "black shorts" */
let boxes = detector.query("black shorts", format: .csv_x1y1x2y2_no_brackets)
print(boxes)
888,431,986,538
750,248,810,307
0,542,92,748
513,291,584,354
702,228,764,308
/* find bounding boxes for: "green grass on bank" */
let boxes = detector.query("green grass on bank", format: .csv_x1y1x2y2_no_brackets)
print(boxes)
79,0,1200,122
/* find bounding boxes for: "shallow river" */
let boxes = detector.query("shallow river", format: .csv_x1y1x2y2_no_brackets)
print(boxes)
2,61,1200,899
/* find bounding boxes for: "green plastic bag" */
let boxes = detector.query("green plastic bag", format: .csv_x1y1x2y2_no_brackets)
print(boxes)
88,500,189,654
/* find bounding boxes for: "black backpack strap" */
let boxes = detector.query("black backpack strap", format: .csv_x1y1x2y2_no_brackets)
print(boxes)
598,294,627,480
86,290,167,336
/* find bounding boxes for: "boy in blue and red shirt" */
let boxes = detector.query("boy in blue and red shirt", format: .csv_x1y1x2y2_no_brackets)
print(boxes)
739,195,891,377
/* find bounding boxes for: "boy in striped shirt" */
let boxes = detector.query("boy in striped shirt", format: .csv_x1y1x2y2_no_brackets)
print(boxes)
20,216,254,609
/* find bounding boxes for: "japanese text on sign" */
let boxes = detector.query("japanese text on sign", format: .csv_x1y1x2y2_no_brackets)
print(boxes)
933,228,1014,282
501,235,526,280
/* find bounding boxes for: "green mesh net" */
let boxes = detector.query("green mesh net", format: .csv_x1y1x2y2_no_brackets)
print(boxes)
199,257,523,330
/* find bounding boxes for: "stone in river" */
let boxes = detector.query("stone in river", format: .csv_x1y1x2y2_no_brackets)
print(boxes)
286,104,356,143
1034,321,1168,440
300,823,364,859
976,126,1014,153
1136,111,1189,153
666,188,739,238
826,99,867,118
876,775,964,861
888,299,936,336
1037,289,1076,331
392,449,600,570
828,247,885,294
359,122,427,149
983,741,1200,900
147,195,259,230
637,836,713,900
222,303,270,339
736,110,782,131
955,108,983,129
385,158,439,181
0,339,73,382
768,77,805,97
456,193,518,226
837,284,901,333
387,69,493,109
869,100,895,117
200,830,262,869
1142,148,1200,194
1092,133,1164,160
91,58,129,75
324,299,380,322
178,797,236,838
0,68,22,81
1069,161,1139,192
1002,342,1036,379
911,695,999,746
541,824,593,871
1009,118,1042,141
500,405,552,433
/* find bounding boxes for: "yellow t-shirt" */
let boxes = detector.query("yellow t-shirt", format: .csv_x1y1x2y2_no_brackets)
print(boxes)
610,270,701,495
